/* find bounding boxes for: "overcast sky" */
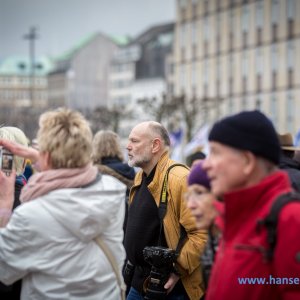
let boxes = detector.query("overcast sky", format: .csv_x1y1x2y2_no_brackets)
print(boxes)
0,0,175,60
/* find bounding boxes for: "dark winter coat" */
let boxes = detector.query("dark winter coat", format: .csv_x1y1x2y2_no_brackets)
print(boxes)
279,155,300,191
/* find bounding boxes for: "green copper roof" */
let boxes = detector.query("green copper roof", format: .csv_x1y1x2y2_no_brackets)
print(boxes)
55,32,130,62
0,56,53,76
55,32,99,61
110,35,131,46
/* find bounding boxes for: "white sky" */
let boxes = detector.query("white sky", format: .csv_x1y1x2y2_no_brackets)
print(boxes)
0,0,175,60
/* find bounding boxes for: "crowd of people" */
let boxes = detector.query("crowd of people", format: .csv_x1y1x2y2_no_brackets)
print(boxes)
0,107,300,300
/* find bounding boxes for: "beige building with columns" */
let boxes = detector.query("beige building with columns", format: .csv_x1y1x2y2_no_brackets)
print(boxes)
173,0,300,136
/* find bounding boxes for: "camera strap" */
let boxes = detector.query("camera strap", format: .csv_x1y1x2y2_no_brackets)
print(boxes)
158,163,189,256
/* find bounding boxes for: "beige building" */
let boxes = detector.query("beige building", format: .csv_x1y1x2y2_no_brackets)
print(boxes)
0,56,52,109
173,0,300,136
48,32,120,111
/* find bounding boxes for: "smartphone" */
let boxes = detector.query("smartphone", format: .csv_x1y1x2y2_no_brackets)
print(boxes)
0,147,14,175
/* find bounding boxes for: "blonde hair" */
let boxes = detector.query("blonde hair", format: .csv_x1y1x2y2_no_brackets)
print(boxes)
0,127,28,175
37,108,93,169
92,130,124,163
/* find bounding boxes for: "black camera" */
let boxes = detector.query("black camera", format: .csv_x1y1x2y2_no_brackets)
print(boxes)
143,246,177,300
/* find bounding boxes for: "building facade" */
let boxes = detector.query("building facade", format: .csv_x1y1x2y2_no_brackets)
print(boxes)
0,56,53,139
0,56,52,109
48,32,120,111
174,0,300,135
109,22,175,139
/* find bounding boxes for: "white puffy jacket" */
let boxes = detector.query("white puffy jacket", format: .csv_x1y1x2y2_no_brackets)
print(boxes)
0,174,126,300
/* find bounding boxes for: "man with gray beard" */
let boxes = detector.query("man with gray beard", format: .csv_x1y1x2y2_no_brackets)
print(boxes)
123,121,207,300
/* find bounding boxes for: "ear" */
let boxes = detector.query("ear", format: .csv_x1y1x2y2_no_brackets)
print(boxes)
151,138,161,154
44,152,53,169
243,151,256,175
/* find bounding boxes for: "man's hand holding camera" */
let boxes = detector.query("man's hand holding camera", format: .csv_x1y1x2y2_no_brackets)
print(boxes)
164,272,180,294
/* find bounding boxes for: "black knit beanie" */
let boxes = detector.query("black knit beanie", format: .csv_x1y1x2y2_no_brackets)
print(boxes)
208,110,280,165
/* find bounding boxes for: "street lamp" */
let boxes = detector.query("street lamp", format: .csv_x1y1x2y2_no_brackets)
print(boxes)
23,26,38,105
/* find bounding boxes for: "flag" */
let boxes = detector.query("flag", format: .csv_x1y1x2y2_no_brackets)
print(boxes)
184,124,210,157
295,128,300,146
169,128,183,147
169,128,184,162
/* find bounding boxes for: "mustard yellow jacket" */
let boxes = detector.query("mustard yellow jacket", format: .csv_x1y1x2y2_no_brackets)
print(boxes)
129,151,207,300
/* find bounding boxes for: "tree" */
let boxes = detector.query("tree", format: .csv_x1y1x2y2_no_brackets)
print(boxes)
84,105,132,134
137,92,181,123
171,94,223,142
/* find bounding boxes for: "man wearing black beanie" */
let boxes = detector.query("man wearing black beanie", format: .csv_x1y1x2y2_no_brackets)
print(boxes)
201,110,300,300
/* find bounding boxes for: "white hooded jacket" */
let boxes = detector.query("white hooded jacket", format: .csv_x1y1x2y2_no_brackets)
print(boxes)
0,174,126,300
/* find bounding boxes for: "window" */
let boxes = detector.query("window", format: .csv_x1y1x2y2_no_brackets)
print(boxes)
229,9,235,50
229,9,235,33
180,23,186,49
191,22,197,45
242,4,250,32
180,65,185,90
192,63,197,89
179,0,187,8
203,61,209,96
228,98,234,113
287,90,294,132
256,94,262,110
228,54,233,78
287,0,296,20
216,14,221,34
216,14,221,53
216,58,221,80
204,17,210,42
256,1,264,29
271,0,279,24
204,0,209,14
287,41,295,70
256,48,264,75
241,97,247,109
270,94,277,124
271,45,278,72
204,61,209,85
242,52,249,77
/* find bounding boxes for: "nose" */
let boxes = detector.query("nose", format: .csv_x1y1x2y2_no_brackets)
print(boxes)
202,158,210,171
126,141,131,150
185,193,198,210
186,198,197,210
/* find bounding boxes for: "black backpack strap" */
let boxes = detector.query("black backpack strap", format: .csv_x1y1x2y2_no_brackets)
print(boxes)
262,191,300,261
157,163,189,250
175,225,187,257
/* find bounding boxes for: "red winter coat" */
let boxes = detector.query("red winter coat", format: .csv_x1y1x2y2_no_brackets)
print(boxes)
207,171,300,300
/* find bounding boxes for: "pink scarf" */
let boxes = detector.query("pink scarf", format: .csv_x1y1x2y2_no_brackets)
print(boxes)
20,163,98,203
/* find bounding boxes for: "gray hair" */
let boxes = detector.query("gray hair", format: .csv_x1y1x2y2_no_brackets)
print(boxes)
148,122,171,147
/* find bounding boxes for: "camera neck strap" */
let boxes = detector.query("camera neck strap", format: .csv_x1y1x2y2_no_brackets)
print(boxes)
158,163,189,256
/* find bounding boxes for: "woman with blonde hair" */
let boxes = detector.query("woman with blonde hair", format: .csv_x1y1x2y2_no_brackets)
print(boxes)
0,108,126,300
92,130,135,233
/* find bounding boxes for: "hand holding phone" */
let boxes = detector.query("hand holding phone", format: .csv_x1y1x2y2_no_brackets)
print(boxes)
0,147,14,176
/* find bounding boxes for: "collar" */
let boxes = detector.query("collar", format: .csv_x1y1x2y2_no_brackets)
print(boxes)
132,151,172,206
143,165,157,185
222,171,291,240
